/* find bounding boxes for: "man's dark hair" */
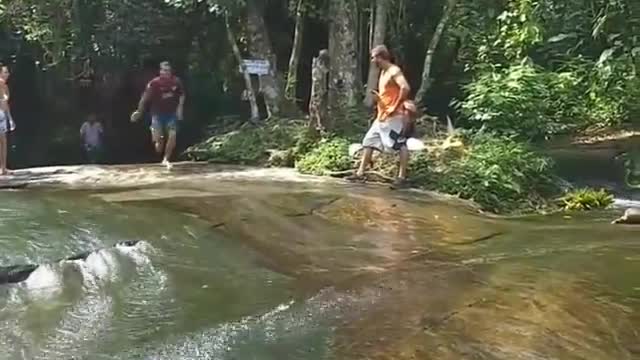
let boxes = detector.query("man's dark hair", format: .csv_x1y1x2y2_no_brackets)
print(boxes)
371,45,392,62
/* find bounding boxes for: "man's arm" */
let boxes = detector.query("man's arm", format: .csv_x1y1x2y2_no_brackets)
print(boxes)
131,83,152,122
392,68,411,103
0,82,10,116
177,79,185,120
177,94,185,120
136,86,151,114
383,67,411,118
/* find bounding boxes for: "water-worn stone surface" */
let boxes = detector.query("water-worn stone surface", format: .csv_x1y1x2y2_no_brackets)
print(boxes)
1,162,638,359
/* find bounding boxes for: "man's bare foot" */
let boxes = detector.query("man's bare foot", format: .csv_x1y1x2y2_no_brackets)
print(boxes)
162,158,173,170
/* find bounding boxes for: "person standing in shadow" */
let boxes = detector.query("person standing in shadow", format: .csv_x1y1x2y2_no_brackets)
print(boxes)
80,113,104,164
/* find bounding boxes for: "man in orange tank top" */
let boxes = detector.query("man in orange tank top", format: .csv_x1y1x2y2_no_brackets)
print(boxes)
348,45,412,187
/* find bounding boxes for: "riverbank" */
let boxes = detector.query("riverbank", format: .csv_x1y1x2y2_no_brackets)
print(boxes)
181,117,571,214
182,117,635,215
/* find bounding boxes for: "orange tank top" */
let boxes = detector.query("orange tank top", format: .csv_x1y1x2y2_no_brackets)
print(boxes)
376,67,402,122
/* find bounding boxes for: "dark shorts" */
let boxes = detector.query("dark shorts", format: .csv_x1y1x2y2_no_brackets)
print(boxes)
84,144,104,164
150,113,178,134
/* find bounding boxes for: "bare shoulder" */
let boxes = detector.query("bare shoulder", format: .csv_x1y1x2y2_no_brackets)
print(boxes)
387,65,403,76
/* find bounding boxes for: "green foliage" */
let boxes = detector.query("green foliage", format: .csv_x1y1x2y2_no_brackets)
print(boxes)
339,131,560,213
183,107,367,171
435,133,558,212
457,58,640,140
481,0,542,64
183,118,308,165
457,64,577,140
295,138,352,176
2,0,195,68
453,0,640,138
559,188,614,211
330,106,371,142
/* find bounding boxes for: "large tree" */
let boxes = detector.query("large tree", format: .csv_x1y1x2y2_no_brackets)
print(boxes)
363,0,388,108
328,0,361,119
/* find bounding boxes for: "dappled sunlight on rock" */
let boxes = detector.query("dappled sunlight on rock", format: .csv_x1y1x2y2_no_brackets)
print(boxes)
3,162,337,190
334,263,639,360
138,189,500,286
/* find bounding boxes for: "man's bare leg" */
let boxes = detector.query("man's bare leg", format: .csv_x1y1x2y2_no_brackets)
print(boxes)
0,134,6,175
356,147,374,177
151,128,164,156
389,146,410,189
398,146,409,179
163,130,176,170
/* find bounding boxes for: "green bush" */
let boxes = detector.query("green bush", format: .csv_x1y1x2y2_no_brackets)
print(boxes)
558,188,614,211
295,138,352,175
457,64,581,140
458,60,640,140
433,132,560,212
347,132,560,213
579,58,640,128
183,119,308,165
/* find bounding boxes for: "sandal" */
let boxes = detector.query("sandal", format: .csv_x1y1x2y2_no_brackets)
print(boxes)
389,177,409,189
345,174,366,182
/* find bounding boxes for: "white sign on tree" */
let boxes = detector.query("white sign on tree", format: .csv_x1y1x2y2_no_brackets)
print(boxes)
240,59,270,75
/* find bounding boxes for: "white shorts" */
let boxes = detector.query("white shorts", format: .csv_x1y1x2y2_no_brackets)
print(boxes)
362,115,407,153
0,111,7,134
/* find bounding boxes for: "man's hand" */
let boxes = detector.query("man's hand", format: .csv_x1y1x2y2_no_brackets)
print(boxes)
400,117,415,138
9,117,15,132
130,110,142,123
370,90,380,103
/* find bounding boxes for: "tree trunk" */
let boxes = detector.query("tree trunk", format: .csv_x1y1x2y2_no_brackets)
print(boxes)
363,0,388,108
285,0,305,103
225,14,260,122
415,0,458,105
308,50,329,131
328,0,361,120
246,0,284,118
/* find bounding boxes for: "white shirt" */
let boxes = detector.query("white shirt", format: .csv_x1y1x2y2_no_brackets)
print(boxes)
80,121,103,147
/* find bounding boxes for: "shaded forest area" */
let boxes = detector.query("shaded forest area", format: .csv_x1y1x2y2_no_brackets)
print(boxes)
1,0,639,168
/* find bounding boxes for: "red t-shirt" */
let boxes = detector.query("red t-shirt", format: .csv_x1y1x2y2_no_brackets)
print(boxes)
146,76,183,115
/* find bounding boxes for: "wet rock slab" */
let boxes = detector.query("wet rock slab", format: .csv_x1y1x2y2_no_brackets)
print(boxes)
3,162,639,359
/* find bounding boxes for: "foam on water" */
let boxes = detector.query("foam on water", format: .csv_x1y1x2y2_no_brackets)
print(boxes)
116,240,153,266
116,241,168,290
24,243,161,359
32,289,114,359
115,287,377,360
613,198,640,208
70,249,120,286
22,264,63,300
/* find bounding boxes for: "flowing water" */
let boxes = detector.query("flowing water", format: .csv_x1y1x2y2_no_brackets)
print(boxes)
0,165,638,359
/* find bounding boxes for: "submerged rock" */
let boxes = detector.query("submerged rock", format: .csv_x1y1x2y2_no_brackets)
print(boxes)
612,208,640,224
0,240,140,285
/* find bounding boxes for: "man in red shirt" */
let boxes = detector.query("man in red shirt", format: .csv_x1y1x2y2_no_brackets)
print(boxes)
130,61,185,170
